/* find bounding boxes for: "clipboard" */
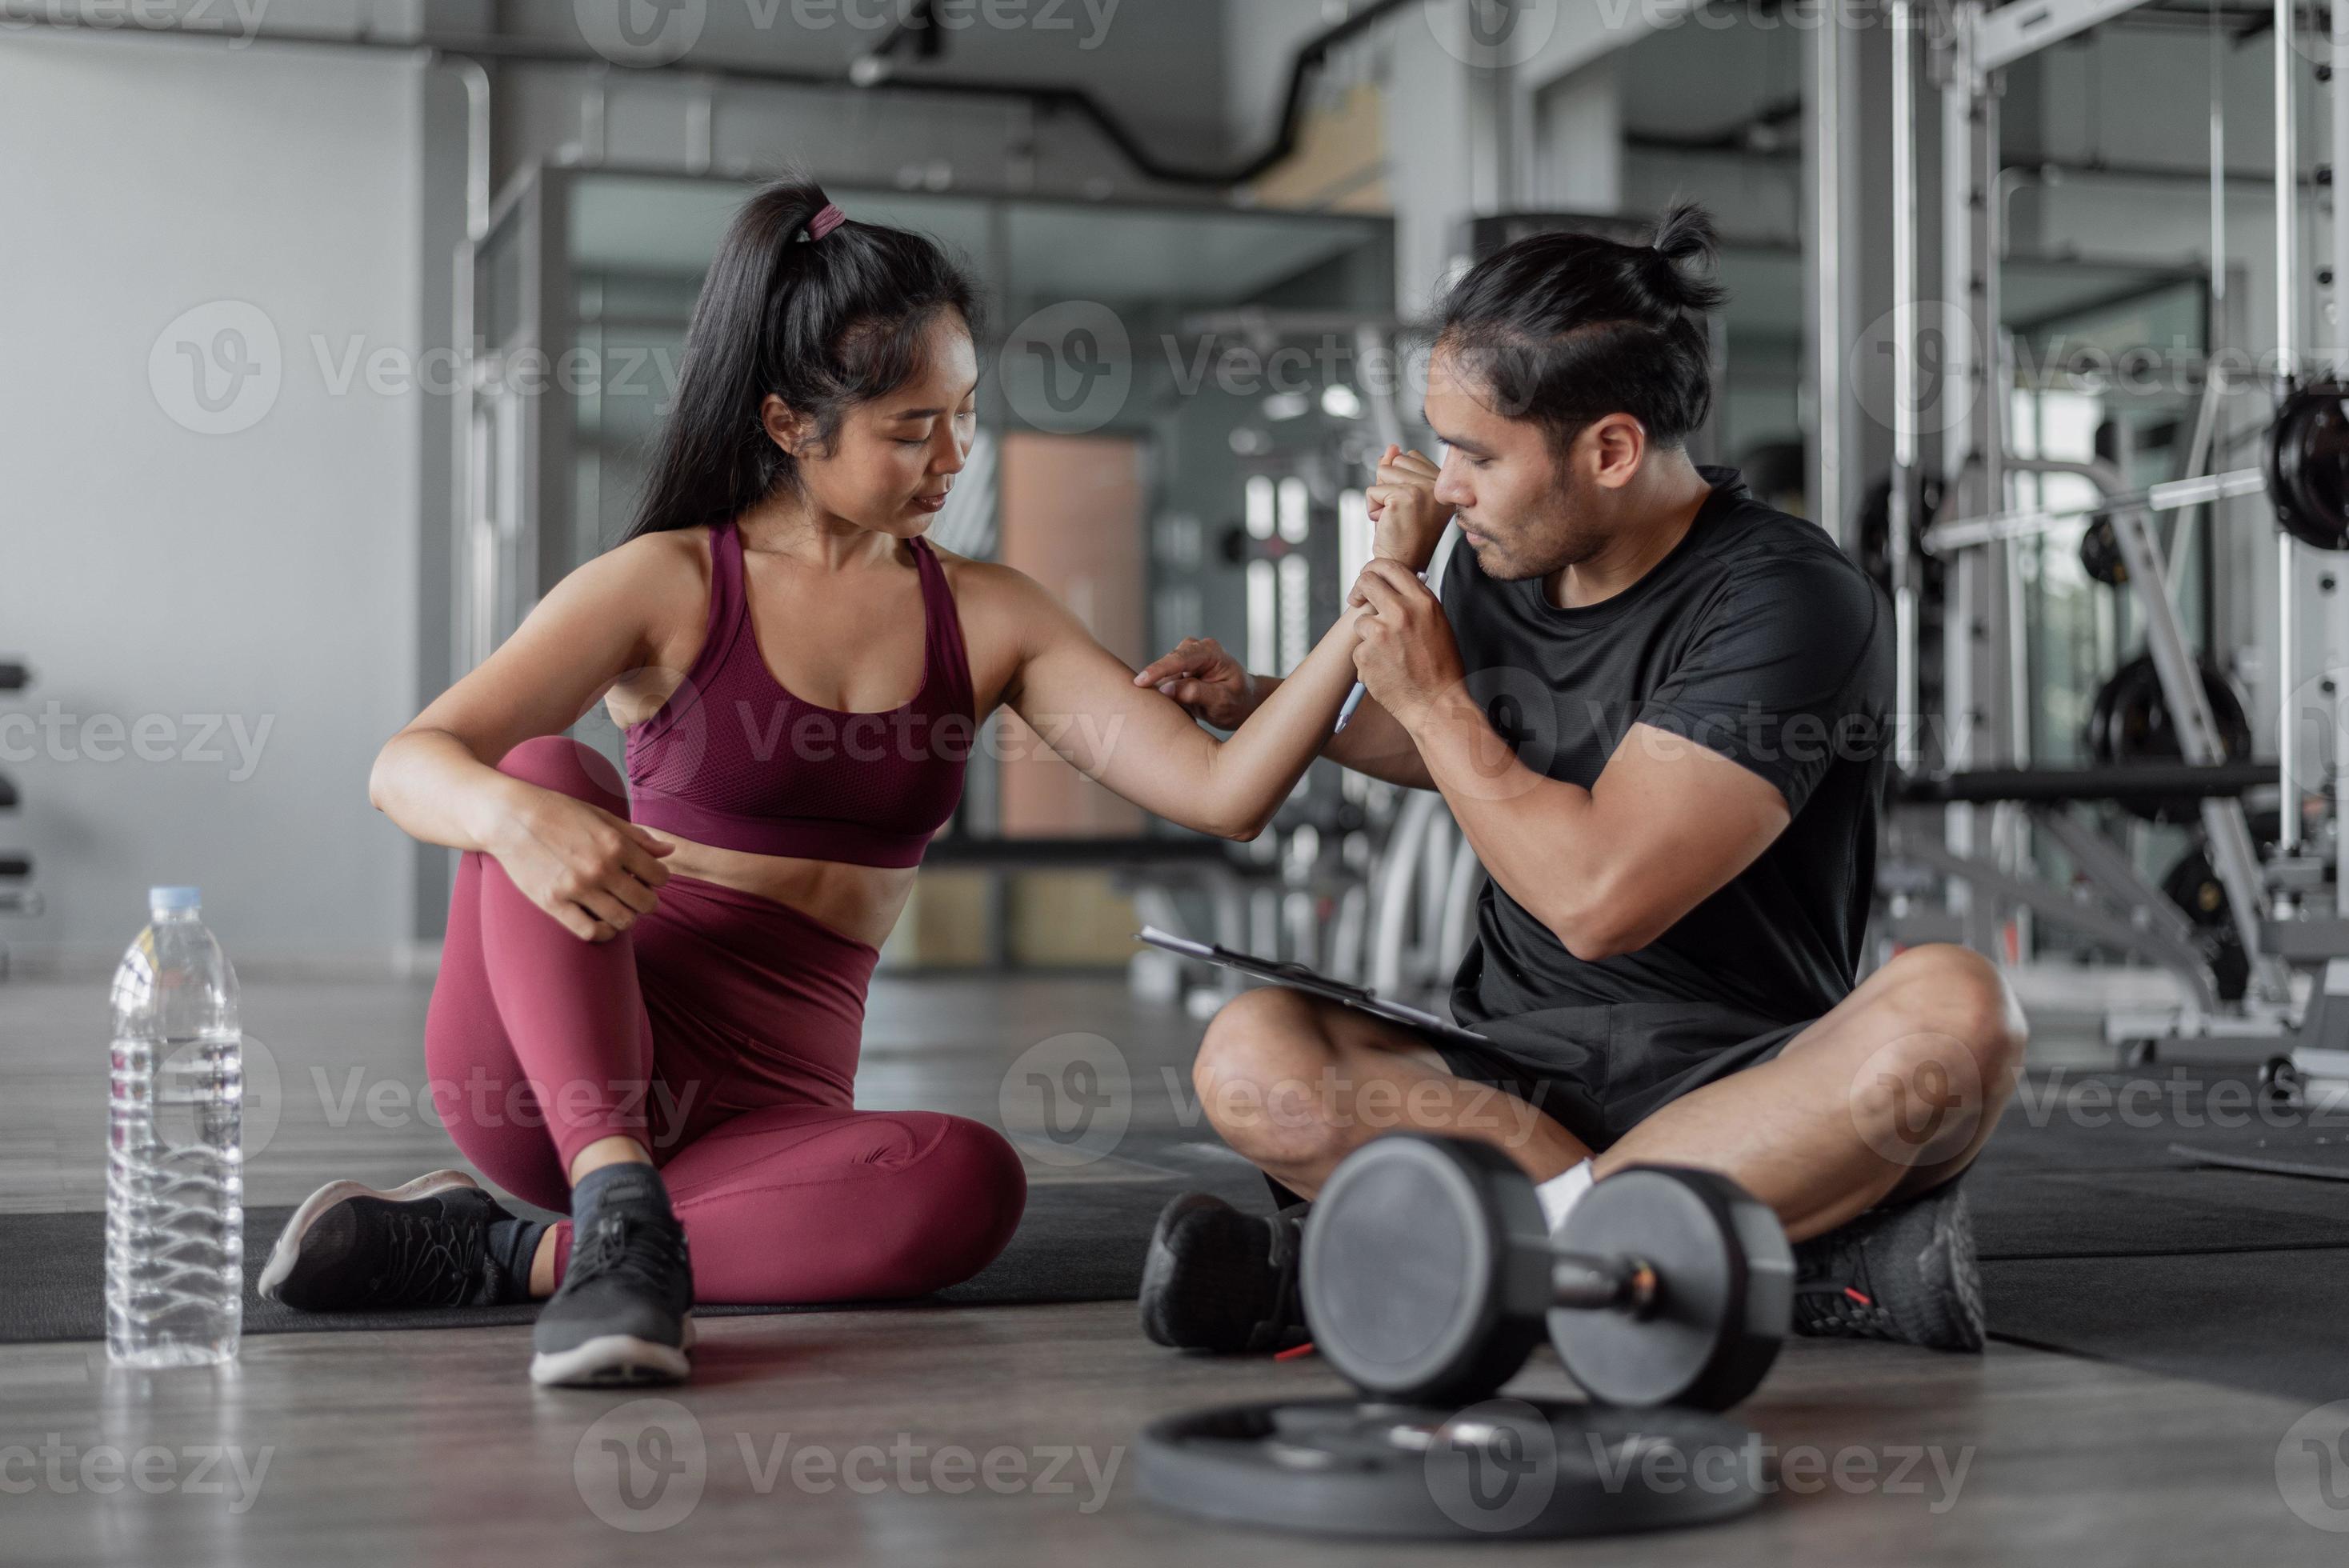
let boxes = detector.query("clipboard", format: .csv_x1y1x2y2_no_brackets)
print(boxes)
1137,926,1495,1050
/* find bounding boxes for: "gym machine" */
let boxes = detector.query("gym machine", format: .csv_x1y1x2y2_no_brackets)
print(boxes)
1882,0,2349,1098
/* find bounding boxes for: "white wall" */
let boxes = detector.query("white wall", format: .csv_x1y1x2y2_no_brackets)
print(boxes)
0,32,426,973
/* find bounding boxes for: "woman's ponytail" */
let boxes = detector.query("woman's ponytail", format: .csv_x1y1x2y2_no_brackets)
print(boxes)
622,180,981,545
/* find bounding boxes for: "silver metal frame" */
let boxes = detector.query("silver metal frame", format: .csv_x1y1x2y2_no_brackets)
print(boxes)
1805,6,1857,547
1890,0,2349,1064
2276,0,2306,861
1971,0,2163,74
1891,0,1923,771
2333,0,2349,919
1923,468,2270,552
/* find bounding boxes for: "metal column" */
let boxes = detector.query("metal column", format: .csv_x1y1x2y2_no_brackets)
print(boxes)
2334,0,2349,914
1942,6,2012,949
1891,0,1922,771
2278,0,2305,865
1805,2,1858,546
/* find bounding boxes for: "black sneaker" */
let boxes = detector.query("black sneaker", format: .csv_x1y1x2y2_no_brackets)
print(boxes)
1792,1179,1985,1351
530,1197,695,1388
258,1171,524,1310
1138,1192,1308,1353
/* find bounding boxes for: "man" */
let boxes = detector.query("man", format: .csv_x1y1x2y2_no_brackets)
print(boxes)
1131,204,2023,1360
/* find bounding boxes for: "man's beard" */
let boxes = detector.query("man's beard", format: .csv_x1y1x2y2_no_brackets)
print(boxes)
1475,496,1611,583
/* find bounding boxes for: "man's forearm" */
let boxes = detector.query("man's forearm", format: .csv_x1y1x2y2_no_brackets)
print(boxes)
1403,686,1603,936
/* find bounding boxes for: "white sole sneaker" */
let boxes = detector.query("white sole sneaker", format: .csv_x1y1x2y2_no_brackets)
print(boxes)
257,1170,484,1304
530,1316,698,1388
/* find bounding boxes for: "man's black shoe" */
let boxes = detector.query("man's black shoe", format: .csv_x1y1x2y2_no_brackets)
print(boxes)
1792,1178,1986,1351
1138,1192,1310,1354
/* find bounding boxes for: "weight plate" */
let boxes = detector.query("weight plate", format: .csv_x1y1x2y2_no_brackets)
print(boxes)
1302,1135,1547,1405
1551,1167,1792,1411
2267,385,2349,552
1137,1397,1770,1539
2079,515,2129,587
2084,653,2255,824
2159,845,2251,1002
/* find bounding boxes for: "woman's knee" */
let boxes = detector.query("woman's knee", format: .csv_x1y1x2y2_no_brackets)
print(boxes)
422,1069,569,1212
884,1114,1027,1290
494,735,628,814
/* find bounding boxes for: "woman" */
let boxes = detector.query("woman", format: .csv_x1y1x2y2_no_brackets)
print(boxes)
254,182,1389,1387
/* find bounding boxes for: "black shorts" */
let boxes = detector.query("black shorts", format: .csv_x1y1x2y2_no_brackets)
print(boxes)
1431,1002,1813,1154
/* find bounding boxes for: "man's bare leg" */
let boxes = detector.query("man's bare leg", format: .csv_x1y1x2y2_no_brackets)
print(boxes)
1191,987,1592,1201
1595,945,2027,1240
1193,944,2024,1242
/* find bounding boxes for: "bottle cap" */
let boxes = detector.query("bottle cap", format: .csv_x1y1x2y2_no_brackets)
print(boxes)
149,886,202,911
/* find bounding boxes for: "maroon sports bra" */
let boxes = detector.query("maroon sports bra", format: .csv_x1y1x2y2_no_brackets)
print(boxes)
625,521,977,869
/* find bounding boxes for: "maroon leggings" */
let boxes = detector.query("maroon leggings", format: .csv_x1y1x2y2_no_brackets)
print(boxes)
423,736,1026,1302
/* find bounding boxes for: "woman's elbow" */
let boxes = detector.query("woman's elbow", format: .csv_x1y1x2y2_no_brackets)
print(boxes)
368,727,430,814
366,744,403,815
1188,803,1267,843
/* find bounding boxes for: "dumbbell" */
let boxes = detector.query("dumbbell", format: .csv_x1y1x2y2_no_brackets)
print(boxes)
1300,1134,1793,1410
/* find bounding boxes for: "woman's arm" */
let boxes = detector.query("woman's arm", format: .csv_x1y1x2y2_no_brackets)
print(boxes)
1132,642,1436,790
990,570,1367,840
369,535,699,940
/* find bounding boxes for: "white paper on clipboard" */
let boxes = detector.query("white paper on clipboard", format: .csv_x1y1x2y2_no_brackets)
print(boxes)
1136,926,1495,1050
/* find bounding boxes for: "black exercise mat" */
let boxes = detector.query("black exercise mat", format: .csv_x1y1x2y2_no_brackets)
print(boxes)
0,1153,1267,1346
1980,1066,2347,1173
2169,1132,2349,1182
1982,1248,2349,1405
1963,1067,2349,1402
1970,1164,2349,1258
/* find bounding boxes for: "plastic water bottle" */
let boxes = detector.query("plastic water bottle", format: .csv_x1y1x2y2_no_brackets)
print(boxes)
106,886,242,1366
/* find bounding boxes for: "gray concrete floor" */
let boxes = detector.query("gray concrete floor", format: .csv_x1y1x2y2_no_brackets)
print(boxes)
2,972,2340,1566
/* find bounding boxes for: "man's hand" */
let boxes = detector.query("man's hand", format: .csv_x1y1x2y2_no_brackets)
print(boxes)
1132,636,1259,730
1365,444,1455,571
1349,558,1464,730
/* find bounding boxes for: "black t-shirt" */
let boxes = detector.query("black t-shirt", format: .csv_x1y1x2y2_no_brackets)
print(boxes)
1445,467,1893,1031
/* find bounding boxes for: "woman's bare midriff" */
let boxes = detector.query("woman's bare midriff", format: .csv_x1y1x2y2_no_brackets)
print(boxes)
642,830,916,952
